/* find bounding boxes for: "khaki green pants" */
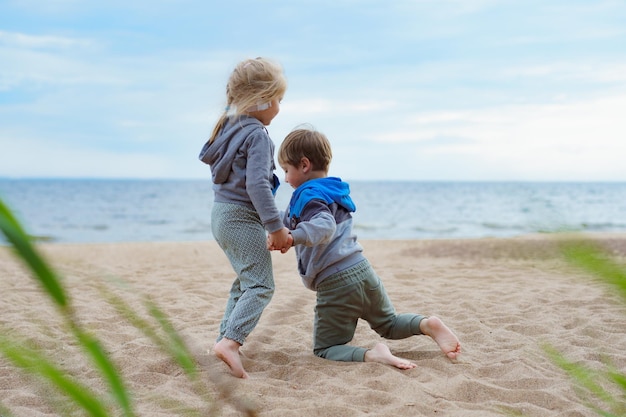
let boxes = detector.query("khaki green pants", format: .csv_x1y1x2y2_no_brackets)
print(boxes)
313,260,425,362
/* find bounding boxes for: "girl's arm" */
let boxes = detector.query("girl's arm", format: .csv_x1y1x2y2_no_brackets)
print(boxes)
245,131,283,233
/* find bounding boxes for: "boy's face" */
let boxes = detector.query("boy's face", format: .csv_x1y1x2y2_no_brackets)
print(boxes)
280,161,308,189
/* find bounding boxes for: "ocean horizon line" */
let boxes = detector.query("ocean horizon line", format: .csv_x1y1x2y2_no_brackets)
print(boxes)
2,177,626,184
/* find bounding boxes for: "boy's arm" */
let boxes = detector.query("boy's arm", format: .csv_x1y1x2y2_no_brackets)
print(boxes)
290,200,336,247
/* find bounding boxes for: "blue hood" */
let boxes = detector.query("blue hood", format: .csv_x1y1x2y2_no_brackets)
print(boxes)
289,177,356,218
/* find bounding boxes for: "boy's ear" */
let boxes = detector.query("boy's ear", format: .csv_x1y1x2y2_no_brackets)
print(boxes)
300,157,311,172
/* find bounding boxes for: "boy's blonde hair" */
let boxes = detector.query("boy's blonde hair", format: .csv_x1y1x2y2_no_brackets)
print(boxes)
278,128,332,172
210,57,287,143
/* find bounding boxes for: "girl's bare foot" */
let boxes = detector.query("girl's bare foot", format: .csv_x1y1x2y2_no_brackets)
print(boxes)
213,338,249,379
420,316,461,360
364,343,417,370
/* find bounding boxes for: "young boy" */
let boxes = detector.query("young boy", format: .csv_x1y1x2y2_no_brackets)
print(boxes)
269,128,461,369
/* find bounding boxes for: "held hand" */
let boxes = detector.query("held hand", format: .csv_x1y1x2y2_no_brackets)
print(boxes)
267,227,292,253
266,235,284,251
280,233,294,254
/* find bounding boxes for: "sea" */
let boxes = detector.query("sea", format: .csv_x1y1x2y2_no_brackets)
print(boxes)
1,179,625,244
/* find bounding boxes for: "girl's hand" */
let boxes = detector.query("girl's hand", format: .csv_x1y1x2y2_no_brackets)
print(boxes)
267,227,292,253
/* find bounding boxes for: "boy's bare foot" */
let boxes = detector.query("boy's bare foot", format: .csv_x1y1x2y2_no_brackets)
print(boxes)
213,338,249,379
364,343,417,370
420,316,461,360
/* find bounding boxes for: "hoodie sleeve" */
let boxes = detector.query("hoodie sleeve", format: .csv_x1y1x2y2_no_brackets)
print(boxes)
244,130,283,234
290,200,336,247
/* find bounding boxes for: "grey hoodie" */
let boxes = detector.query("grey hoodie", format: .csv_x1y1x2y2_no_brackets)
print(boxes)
199,115,283,233
281,177,365,290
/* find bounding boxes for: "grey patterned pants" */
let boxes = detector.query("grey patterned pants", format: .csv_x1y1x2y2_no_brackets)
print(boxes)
211,202,275,345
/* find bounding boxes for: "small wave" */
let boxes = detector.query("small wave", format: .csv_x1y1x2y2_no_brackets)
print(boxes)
578,222,626,232
1,234,58,244
143,219,170,225
353,223,393,231
412,225,459,234
58,223,109,231
482,222,528,231
182,227,211,235
31,234,58,242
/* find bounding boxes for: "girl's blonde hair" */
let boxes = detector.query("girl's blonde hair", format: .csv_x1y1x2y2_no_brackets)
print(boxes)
209,57,287,143
278,127,332,172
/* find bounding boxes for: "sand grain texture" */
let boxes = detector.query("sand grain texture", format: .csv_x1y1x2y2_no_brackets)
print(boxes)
1,236,625,416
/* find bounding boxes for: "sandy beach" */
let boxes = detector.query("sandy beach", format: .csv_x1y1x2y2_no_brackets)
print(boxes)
1,236,625,416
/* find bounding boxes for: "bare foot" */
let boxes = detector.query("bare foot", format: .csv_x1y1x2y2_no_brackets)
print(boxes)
364,343,417,370
213,338,249,379
420,316,461,360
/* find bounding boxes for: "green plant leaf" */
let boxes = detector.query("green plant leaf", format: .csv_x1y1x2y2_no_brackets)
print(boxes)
0,334,110,417
0,198,67,307
559,238,626,301
145,298,198,378
1,198,135,416
0,196,224,416
98,283,199,380
552,236,626,416
71,325,135,417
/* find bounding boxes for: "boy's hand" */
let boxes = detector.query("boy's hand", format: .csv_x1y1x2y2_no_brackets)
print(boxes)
279,233,294,253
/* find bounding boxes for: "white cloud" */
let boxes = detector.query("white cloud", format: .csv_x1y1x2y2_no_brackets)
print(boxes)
356,94,626,180
1,1,625,181
498,62,626,84
0,136,199,179
378,94,626,147
281,98,397,116
0,30,92,49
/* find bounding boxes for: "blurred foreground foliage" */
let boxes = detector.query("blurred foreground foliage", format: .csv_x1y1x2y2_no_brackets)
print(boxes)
547,237,626,417
0,197,256,416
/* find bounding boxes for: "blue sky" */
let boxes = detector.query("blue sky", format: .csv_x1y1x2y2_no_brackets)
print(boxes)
1,0,625,181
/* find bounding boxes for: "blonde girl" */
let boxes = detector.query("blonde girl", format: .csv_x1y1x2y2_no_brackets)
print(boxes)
199,57,291,378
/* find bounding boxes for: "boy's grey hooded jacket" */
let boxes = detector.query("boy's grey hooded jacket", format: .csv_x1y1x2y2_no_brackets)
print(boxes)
282,177,365,291
199,115,283,233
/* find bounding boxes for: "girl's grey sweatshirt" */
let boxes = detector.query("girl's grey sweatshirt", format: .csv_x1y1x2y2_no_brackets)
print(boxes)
198,116,283,234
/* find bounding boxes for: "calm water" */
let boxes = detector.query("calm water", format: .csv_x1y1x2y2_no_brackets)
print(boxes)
1,179,625,243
